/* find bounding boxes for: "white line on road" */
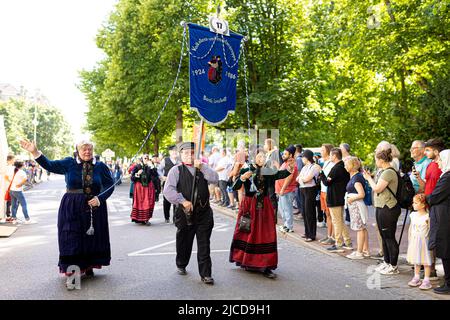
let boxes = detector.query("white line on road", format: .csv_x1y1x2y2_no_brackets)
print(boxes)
129,249,230,257
127,222,229,257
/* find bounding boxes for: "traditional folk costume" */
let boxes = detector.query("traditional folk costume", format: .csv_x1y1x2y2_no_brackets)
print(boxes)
158,145,180,222
230,164,291,278
130,162,160,224
163,142,219,284
35,153,114,275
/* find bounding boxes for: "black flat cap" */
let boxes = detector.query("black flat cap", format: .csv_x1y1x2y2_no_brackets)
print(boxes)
177,142,195,152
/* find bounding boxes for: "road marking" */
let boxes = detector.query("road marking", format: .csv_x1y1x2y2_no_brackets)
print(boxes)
129,249,230,257
127,223,229,257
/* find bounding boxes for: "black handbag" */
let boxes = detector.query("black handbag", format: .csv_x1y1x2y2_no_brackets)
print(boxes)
238,212,251,233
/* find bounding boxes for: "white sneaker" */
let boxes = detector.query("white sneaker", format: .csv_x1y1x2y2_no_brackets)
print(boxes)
379,265,400,275
24,219,37,225
346,251,364,260
317,222,326,228
374,262,389,272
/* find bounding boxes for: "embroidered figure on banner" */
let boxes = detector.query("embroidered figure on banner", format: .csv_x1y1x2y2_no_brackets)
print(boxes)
207,55,222,84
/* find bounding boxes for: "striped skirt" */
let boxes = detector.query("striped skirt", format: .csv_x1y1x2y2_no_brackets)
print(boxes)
131,181,155,223
229,195,278,271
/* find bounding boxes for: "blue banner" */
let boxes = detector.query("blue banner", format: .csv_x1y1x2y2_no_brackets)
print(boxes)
188,23,243,125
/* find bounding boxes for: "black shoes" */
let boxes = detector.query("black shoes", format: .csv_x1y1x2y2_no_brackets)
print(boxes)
177,267,187,275
165,219,170,223
85,269,94,277
201,277,214,285
263,269,277,279
434,284,450,295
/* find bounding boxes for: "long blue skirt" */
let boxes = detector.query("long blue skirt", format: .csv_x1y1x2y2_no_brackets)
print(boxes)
57,193,111,274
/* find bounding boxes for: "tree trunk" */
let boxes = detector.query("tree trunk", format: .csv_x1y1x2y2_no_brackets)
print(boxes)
176,107,183,143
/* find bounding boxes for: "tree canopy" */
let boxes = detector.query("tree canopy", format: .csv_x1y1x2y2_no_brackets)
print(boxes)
80,0,450,162
0,99,73,159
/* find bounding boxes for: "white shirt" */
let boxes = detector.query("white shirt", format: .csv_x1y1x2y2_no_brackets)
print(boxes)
216,156,233,181
208,152,221,170
7,169,27,192
320,160,335,192
298,164,320,188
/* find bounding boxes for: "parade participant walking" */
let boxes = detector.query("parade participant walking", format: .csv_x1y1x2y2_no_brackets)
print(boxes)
163,142,219,285
19,138,115,289
427,149,450,294
113,161,123,185
158,145,180,223
130,154,159,225
230,152,296,279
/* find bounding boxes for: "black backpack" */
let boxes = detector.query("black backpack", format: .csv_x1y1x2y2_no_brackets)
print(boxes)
384,168,415,210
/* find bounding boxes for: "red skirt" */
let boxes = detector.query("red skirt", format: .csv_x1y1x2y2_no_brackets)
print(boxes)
229,195,278,271
131,181,155,223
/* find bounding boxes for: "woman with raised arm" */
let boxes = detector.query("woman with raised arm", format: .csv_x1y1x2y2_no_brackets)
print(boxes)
19,139,115,290
229,152,295,279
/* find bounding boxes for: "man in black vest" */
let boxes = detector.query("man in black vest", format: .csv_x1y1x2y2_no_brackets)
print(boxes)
158,145,180,223
163,142,219,285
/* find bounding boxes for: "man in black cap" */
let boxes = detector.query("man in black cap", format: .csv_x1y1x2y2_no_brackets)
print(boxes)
163,142,219,285
158,145,180,222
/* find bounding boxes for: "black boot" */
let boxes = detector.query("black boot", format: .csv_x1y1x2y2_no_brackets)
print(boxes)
263,269,277,279
433,284,450,295
201,277,214,285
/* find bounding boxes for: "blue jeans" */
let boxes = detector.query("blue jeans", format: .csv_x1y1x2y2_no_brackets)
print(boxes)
10,190,30,220
295,187,304,216
278,191,295,230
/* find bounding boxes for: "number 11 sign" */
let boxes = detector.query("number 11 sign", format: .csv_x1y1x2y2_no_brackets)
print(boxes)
209,16,230,36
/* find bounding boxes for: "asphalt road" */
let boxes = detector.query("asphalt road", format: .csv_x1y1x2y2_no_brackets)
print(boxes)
0,175,443,300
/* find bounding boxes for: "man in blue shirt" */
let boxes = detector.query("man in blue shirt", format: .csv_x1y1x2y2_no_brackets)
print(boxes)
410,140,432,193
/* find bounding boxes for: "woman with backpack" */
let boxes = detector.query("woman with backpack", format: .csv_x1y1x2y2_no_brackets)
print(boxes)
363,148,401,275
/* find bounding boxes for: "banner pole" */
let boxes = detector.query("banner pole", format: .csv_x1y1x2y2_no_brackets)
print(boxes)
196,119,204,160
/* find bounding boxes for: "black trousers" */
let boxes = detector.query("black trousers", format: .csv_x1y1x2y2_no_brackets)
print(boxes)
316,194,324,223
163,196,175,220
301,187,317,240
175,206,214,278
442,258,450,286
218,180,230,206
6,201,11,217
376,205,401,266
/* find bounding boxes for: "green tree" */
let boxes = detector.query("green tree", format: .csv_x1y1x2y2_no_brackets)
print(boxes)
0,99,73,159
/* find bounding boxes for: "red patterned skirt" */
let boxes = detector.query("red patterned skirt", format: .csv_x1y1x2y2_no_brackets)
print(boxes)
131,181,155,223
229,195,278,271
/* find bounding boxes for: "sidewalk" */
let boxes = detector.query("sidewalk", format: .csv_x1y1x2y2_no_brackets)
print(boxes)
211,201,449,299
